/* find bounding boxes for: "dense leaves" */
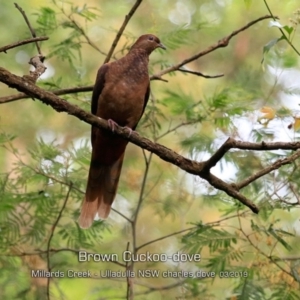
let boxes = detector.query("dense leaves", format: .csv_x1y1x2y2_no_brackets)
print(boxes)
0,0,300,299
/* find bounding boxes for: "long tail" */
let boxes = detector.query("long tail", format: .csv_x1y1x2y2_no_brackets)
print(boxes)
78,152,125,229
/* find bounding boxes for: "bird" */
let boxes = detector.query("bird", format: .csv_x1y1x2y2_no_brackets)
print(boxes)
78,34,166,229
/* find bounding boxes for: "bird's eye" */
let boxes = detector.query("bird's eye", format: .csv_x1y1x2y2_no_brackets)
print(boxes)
148,36,154,41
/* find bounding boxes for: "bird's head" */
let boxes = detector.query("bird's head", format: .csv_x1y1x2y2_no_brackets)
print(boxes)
130,34,166,54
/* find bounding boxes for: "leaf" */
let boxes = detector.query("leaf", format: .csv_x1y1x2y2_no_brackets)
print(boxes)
283,25,294,36
261,37,285,65
267,226,293,251
293,117,300,131
232,279,266,300
262,38,279,55
34,7,57,35
0,132,16,144
259,106,276,120
182,224,238,254
270,285,300,300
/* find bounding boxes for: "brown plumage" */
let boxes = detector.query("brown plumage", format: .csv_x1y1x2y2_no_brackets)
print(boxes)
79,34,166,228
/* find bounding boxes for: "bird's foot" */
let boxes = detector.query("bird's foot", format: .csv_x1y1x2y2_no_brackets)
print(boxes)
107,120,134,137
124,126,133,137
107,119,118,132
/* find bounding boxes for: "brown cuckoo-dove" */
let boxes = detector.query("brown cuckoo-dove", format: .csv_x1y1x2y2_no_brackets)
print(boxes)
79,34,166,228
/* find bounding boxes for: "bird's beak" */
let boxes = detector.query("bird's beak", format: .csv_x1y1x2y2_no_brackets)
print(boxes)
158,43,166,50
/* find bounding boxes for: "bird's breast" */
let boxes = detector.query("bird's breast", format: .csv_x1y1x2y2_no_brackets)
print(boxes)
97,75,149,128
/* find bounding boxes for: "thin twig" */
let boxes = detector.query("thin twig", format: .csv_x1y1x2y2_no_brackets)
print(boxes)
237,150,300,190
16,157,132,223
132,153,152,250
14,3,47,82
178,68,224,78
156,120,198,140
46,183,73,300
14,3,42,55
0,86,93,104
271,255,300,261
151,15,275,81
136,227,196,251
263,0,300,56
111,207,132,223
237,212,293,279
127,152,152,298
104,0,143,63
289,184,300,204
0,37,48,53
65,14,107,56
137,212,249,251
125,242,133,300
0,15,273,103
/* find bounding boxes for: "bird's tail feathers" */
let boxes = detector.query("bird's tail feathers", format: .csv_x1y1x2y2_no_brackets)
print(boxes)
78,153,124,229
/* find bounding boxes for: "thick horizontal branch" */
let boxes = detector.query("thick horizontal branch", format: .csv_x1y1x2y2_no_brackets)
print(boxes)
0,66,263,213
204,137,300,171
0,66,202,173
0,37,49,53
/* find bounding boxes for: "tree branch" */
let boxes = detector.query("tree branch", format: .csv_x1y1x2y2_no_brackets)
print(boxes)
204,137,300,171
14,3,43,55
263,0,300,56
0,37,49,53
178,68,224,78
46,184,72,300
65,14,107,56
2,66,300,213
153,15,276,80
0,85,93,104
236,150,300,190
0,15,274,103
104,0,143,63
0,66,288,214
14,3,47,82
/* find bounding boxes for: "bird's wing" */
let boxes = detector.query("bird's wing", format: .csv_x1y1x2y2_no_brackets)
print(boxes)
91,63,109,115
142,83,150,115
133,83,150,130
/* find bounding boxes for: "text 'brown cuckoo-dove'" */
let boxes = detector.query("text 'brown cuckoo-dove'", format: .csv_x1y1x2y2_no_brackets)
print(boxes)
79,34,166,228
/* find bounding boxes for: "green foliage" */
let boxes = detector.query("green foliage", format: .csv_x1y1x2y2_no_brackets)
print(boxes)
34,1,100,67
162,90,204,121
161,22,205,50
34,7,57,35
270,285,300,300
182,223,238,253
1,0,300,299
232,279,266,300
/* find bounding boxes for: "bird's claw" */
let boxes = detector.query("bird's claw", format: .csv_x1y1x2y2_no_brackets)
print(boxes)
107,119,118,132
124,127,133,137
107,119,134,137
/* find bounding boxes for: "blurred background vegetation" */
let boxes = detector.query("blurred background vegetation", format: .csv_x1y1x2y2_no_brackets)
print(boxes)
1,0,300,299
